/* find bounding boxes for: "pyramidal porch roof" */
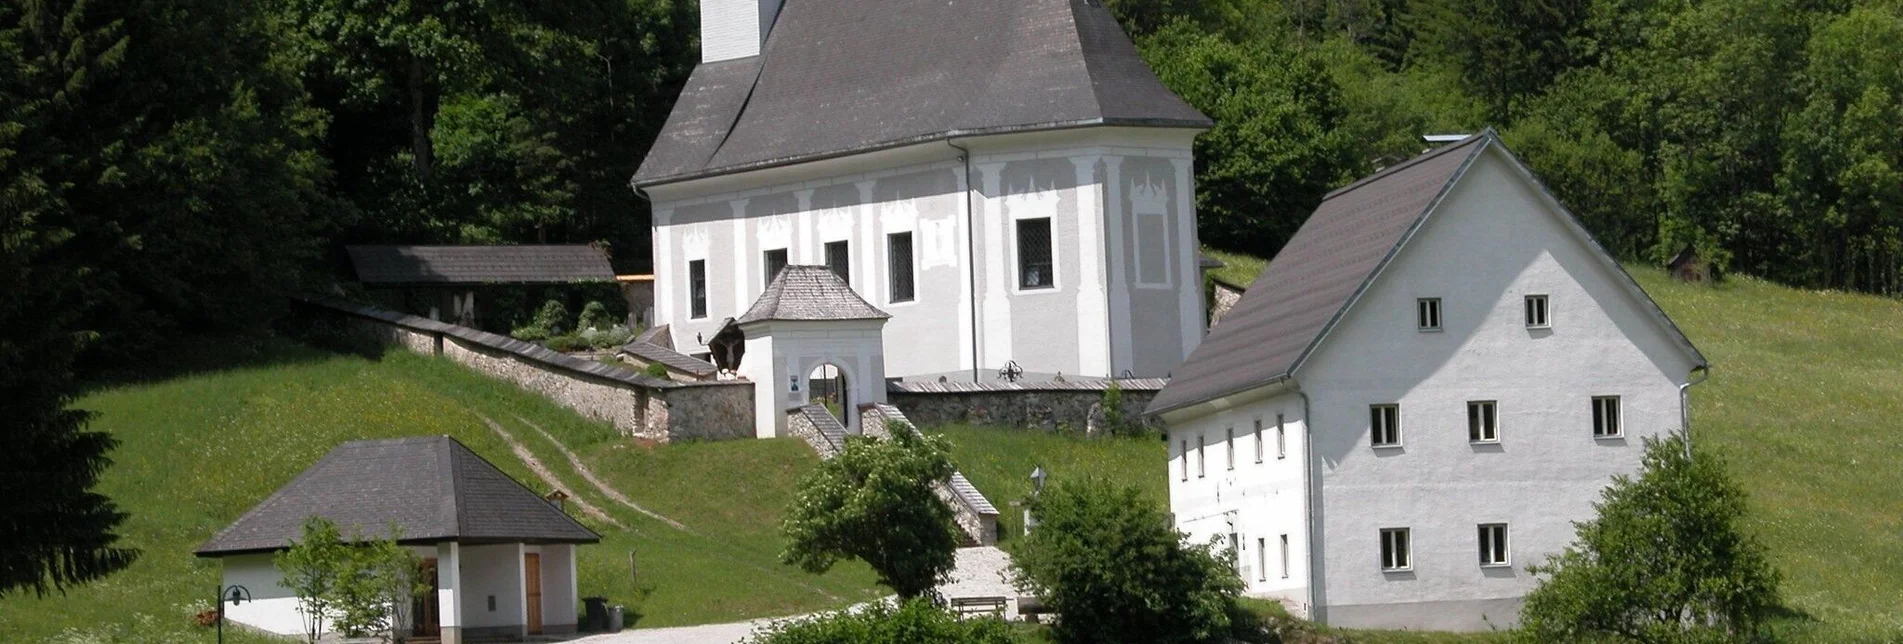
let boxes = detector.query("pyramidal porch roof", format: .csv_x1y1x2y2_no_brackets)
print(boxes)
737,266,890,324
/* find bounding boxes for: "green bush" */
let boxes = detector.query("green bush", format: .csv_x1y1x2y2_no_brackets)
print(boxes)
742,599,1020,644
1011,478,1243,643
577,300,618,332
510,299,570,341
781,426,960,599
544,334,589,353
1518,433,1780,643
644,362,670,379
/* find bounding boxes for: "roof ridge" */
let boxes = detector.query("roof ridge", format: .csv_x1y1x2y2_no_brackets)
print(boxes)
1322,130,1493,202
1062,0,1109,124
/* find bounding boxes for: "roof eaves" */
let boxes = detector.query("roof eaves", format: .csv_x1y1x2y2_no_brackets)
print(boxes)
1285,131,1496,381
1145,373,1293,417
634,117,1211,189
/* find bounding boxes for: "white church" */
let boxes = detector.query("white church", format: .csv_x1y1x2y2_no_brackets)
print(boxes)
633,0,1214,387
1146,131,1709,631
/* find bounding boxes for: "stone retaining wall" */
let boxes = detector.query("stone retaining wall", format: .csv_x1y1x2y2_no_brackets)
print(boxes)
308,297,751,443
888,380,1165,435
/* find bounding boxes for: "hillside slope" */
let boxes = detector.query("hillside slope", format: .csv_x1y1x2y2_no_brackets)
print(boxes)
0,341,882,642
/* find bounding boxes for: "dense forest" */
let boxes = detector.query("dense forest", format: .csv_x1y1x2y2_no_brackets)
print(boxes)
3,0,1902,593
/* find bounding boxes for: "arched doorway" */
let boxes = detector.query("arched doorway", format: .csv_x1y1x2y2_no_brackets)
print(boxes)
807,363,849,425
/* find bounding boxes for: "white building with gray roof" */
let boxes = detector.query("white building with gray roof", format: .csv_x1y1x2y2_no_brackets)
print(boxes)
634,0,1215,396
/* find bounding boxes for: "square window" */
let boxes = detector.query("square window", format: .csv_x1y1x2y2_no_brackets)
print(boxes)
1226,427,1236,470
1380,528,1411,571
1370,404,1401,447
824,240,851,285
763,248,788,287
1017,218,1055,289
688,260,708,319
1593,396,1622,437
1468,400,1499,443
1478,523,1509,567
1525,294,1550,328
887,232,915,303
1417,298,1442,331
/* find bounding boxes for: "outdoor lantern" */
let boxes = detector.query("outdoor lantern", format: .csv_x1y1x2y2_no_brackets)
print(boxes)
217,584,251,644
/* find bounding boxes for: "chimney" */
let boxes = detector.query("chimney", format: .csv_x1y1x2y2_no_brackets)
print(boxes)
701,0,785,63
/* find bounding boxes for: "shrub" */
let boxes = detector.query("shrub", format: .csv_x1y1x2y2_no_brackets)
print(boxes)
578,324,634,349
1011,478,1243,643
781,426,960,599
644,362,670,379
743,599,1020,644
510,299,570,341
275,517,427,643
544,334,589,353
577,300,618,332
1518,433,1780,643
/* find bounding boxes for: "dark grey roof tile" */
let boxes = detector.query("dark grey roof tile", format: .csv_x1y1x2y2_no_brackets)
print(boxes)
737,266,889,323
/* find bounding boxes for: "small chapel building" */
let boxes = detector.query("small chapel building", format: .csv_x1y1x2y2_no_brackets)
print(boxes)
1147,131,1709,631
195,436,599,643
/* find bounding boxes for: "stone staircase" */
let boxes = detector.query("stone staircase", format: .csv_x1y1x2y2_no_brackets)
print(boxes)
787,404,848,457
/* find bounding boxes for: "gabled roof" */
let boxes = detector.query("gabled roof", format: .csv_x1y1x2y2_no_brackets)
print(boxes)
633,0,1211,187
346,245,614,285
196,436,599,556
738,266,890,324
1148,130,1706,416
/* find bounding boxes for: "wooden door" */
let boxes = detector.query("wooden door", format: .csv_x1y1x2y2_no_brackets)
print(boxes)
523,553,543,634
413,558,441,637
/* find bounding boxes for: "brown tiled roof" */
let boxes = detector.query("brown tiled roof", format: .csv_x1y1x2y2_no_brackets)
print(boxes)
738,266,889,323
346,245,614,285
633,0,1210,187
195,436,599,556
1150,131,1706,415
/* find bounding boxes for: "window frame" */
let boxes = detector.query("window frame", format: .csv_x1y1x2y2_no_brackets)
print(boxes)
1370,404,1402,448
1253,418,1264,463
886,231,916,304
1280,534,1290,578
1276,414,1287,459
1380,528,1412,571
1592,395,1623,438
824,240,851,285
1468,400,1499,443
1257,537,1268,581
688,259,708,320
1226,427,1236,470
1417,297,1443,332
1180,439,1189,482
1525,294,1550,328
1196,434,1206,478
763,248,789,287
1478,523,1510,567
1015,217,1056,291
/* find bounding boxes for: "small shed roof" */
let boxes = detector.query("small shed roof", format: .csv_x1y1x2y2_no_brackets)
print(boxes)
346,245,615,285
738,266,890,324
195,436,599,556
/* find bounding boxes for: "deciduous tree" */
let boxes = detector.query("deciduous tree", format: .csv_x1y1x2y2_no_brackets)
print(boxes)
780,426,959,600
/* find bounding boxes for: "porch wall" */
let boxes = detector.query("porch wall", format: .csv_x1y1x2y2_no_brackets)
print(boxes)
458,544,526,638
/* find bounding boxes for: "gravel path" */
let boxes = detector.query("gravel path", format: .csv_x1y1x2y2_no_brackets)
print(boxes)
512,414,690,531
475,413,625,529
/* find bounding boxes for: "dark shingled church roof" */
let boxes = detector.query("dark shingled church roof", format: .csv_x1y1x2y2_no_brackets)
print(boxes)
633,0,1211,187
347,245,615,285
738,266,889,324
1147,134,1495,416
195,436,599,556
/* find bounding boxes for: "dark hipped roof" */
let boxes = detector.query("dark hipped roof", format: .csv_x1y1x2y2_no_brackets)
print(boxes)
738,266,890,324
347,245,615,285
1148,131,1706,415
633,0,1211,187
196,436,599,556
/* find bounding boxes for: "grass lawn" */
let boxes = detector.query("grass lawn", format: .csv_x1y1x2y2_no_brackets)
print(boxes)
1202,246,1271,288
0,339,880,642
934,424,1166,541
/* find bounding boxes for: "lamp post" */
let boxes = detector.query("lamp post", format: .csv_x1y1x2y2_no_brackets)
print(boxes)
216,584,251,644
1023,465,1047,536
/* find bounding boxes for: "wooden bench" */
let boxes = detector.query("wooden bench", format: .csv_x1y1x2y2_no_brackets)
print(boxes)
949,595,1009,619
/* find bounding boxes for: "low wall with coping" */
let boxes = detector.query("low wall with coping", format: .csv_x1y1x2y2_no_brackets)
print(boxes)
304,297,752,443
861,404,999,546
888,379,1166,435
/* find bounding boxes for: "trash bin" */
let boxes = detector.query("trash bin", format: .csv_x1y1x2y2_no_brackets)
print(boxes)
608,605,625,632
582,597,609,631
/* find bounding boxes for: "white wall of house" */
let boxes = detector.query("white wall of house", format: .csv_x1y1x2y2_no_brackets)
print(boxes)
738,319,888,438
458,544,526,631
217,545,442,637
1296,148,1700,630
537,544,579,630
1167,389,1312,610
647,127,1204,383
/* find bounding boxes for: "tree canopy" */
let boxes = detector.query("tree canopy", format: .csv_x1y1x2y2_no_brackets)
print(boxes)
779,426,961,600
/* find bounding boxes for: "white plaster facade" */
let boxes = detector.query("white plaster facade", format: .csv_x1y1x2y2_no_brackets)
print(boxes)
1162,146,1706,631
216,542,579,642
737,319,889,438
647,128,1207,383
